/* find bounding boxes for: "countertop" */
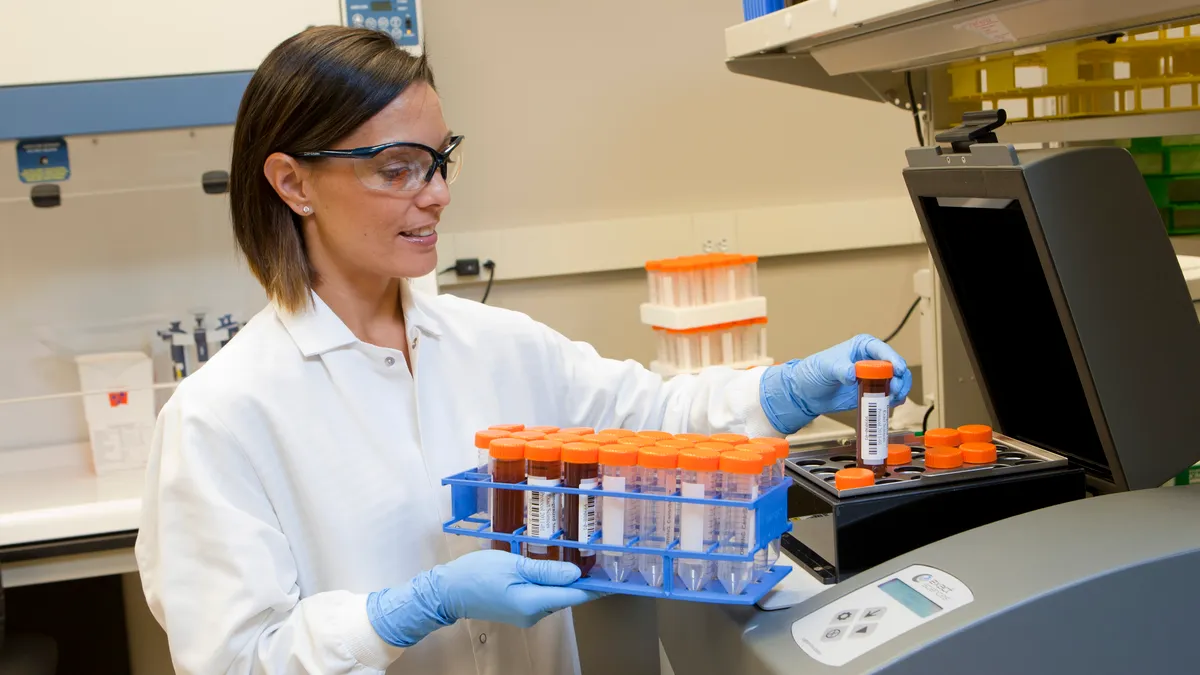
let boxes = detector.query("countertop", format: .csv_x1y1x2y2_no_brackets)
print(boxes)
0,445,143,548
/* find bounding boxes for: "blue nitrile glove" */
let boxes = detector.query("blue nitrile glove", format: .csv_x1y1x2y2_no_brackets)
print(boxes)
367,549,601,647
760,334,912,434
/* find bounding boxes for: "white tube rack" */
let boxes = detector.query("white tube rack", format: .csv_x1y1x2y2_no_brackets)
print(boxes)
639,296,768,331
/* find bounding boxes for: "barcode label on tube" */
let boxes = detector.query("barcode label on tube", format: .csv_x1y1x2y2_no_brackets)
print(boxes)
860,392,889,464
602,476,626,546
578,478,599,543
527,477,559,540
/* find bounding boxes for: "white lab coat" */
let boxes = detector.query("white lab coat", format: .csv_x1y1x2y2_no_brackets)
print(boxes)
136,281,779,675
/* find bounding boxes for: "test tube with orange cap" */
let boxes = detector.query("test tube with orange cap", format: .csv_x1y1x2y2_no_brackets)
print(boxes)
676,447,721,591
599,444,639,582
855,360,893,478
736,443,777,580
716,450,764,595
750,437,790,486
473,429,513,536
636,446,680,587
488,437,527,552
524,440,563,561
562,442,600,575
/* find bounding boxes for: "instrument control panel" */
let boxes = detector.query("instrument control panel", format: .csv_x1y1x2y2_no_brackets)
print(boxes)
344,0,421,53
791,564,974,667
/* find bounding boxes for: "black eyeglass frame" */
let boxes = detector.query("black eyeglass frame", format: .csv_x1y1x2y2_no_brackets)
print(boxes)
293,135,465,184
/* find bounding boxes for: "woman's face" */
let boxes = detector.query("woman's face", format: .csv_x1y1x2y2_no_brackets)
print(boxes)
293,82,453,284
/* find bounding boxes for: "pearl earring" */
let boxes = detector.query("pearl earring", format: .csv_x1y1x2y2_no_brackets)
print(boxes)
302,206,312,214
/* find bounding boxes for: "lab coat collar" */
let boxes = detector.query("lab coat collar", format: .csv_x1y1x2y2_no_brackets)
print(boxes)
277,279,443,358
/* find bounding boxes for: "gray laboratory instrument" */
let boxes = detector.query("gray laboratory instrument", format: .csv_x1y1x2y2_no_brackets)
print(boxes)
659,112,1200,674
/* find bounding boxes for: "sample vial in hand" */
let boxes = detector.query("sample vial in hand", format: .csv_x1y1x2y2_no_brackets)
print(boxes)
855,360,893,478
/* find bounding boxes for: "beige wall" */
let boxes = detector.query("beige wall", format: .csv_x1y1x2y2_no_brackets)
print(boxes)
422,0,916,233
447,245,928,367
427,0,928,370
0,0,926,457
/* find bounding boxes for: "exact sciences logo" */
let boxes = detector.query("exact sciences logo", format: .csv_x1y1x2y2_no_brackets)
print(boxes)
913,573,955,602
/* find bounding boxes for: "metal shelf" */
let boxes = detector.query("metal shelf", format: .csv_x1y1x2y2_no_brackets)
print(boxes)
987,110,1200,145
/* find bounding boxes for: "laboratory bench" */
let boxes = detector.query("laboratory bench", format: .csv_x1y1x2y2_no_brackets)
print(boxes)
0,459,142,588
0,448,148,675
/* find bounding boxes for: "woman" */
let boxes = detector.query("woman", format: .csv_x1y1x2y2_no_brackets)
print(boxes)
135,26,911,675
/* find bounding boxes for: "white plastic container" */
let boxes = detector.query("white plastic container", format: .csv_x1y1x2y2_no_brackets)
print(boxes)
74,351,155,474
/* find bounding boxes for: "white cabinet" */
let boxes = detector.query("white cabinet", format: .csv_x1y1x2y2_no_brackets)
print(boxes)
0,0,343,87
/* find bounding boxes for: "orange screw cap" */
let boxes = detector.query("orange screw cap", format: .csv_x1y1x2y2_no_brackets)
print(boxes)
923,428,962,447
617,436,657,448
489,437,526,461
510,431,546,442
678,447,721,472
855,360,894,380
750,437,790,461
599,428,636,438
961,442,997,464
885,444,912,466
958,424,993,444
475,429,511,449
598,444,639,466
559,427,595,436
525,440,564,462
719,450,764,475
835,468,875,490
925,446,963,469
637,430,673,441
710,433,749,445
563,442,601,464
638,447,680,469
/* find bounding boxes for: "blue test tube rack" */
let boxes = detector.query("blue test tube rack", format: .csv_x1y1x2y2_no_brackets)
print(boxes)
441,469,793,605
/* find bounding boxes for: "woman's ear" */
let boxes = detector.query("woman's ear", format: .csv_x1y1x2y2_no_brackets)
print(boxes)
263,152,313,216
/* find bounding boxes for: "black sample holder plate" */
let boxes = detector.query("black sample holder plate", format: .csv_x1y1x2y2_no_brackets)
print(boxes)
787,432,1068,497
782,435,1086,584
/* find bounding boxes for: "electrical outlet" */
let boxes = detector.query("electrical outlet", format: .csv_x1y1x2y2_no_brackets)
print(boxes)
454,258,481,276
702,238,730,253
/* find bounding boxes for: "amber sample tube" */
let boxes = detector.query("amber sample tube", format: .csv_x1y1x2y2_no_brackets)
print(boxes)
525,440,564,561
488,438,526,552
562,442,600,575
855,360,893,478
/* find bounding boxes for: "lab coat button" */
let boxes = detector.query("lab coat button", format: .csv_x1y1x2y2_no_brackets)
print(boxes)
384,356,396,367
479,633,487,644
411,336,419,349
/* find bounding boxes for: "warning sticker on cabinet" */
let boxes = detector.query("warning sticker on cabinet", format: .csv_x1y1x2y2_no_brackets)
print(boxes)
954,14,1016,44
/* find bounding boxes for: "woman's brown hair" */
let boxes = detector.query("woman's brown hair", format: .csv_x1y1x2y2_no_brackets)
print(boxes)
230,26,435,313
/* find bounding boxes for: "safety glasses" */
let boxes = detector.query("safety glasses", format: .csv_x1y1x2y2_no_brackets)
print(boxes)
293,135,464,193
